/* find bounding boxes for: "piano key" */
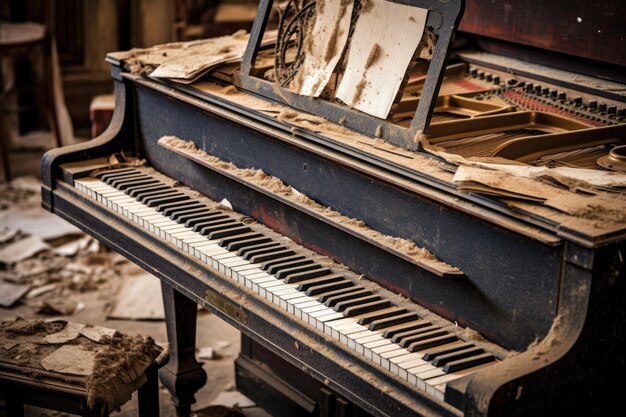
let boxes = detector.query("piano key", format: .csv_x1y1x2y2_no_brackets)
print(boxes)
175,208,222,224
443,352,496,373
118,178,161,191
283,267,333,283
390,325,441,344
186,211,234,230
249,249,295,264
323,289,373,307
96,167,138,180
226,236,272,251
159,200,205,216
266,258,314,275
407,334,459,352
420,342,474,361
113,176,156,190
275,262,322,279
399,329,449,349
220,232,267,248
369,312,420,331
357,308,408,326
343,300,392,317
431,346,484,367
128,183,170,198
295,274,345,291
305,280,354,296
333,294,381,311
238,242,282,257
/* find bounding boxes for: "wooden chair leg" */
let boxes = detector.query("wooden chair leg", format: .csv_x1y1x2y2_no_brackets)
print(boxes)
138,363,160,417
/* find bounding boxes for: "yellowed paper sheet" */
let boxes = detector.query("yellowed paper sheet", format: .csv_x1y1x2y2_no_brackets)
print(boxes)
290,0,354,97
335,0,427,119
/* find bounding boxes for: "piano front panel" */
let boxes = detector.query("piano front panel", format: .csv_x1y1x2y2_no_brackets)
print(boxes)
130,78,562,351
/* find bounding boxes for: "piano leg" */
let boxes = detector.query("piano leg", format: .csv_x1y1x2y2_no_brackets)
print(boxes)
159,283,208,417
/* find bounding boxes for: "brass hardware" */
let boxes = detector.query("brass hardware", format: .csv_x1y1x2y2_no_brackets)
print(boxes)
205,288,248,325
598,145,626,172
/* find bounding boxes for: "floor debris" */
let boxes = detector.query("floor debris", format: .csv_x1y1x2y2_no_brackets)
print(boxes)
107,272,165,320
0,281,31,307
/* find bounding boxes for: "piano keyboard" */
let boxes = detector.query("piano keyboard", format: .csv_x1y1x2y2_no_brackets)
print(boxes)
74,167,498,403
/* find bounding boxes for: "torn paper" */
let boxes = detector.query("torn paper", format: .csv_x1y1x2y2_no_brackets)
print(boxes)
108,272,165,320
0,235,49,265
290,0,354,97
0,281,31,307
335,0,428,118
41,345,96,376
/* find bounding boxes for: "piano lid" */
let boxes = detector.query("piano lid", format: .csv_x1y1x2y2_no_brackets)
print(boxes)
236,0,465,151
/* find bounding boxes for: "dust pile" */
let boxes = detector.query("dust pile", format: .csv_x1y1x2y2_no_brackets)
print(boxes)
159,136,460,275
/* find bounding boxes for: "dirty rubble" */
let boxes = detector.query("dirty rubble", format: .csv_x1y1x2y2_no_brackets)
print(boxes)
0,176,266,417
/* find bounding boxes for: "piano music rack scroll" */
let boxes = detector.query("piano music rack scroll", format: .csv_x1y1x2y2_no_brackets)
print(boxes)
237,0,465,151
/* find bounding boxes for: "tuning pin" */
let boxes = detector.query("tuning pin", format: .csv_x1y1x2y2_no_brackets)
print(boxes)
573,96,583,106
534,85,542,95
607,106,617,116
507,78,518,86
588,100,598,111
486,74,493,82
617,109,625,118
478,71,486,80
493,76,500,85
598,103,608,113
525,83,534,93
470,68,478,77
558,92,567,101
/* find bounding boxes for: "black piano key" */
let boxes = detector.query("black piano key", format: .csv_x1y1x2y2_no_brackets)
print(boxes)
207,225,251,240
197,220,240,235
137,189,178,204
108,173,150,188
194,218,238,233
185,213,228,228
368,312,420,331
226,236,272,251
118,178,160,191
305,280,353,296
283,267,332,284
422,342,474,361
333,294,381,312
114,176,156,190
390,325,440,344
343,299,392,317
275,263,322,280
264,257,312,274
295,274,344,291
220,232,266,248
242,244,284,260
128,184,169,198
249,249,295,264
382,320,432,339
160,201,204,216
432,346,484,367
319,288,370,305
398,329,448,349
98,169,141,182
407,334,458,352
237,242,281,257
96,167,138,180
171,207,210,222
443,353,496,373
145,193,190,207
357,308,408,326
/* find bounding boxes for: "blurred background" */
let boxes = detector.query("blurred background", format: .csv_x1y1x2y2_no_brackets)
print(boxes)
0,0,258,181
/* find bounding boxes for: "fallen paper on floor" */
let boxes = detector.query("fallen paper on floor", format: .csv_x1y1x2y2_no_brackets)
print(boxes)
41,344,96,376
108,272,165,320
335,0,428,118
290,0,354,97
0,235,49,265
210,391,256,408
0,206,81,241
0,281,31,307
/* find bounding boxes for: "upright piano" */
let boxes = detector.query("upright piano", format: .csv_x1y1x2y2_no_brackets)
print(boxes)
41,1,625,416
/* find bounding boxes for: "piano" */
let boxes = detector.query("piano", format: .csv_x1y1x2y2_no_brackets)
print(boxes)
41,1,626,416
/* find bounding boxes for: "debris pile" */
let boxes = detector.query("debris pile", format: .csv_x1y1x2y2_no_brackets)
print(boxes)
0,176,128,314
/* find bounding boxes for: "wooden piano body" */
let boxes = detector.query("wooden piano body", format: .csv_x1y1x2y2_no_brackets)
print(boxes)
41,1,625,416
